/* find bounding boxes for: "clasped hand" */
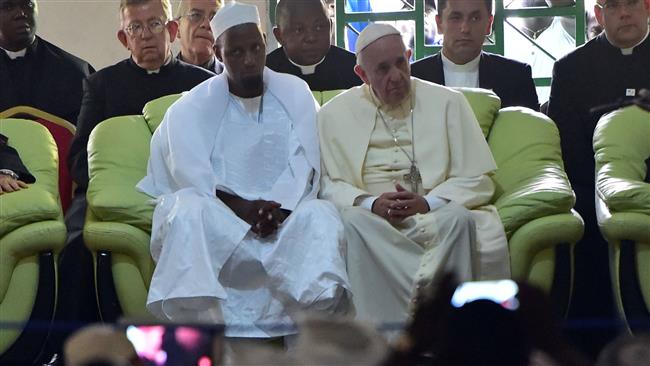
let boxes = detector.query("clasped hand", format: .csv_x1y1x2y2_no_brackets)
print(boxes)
0,175,28,194
371,184,428,224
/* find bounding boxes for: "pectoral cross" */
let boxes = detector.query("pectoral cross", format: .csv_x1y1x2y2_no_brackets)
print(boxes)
404,163,422,193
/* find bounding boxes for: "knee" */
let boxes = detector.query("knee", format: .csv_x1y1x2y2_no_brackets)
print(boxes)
443,203,476,232
340,206,371,227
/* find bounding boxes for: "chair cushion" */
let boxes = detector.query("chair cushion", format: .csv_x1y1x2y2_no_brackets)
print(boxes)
0,119,61,237
456,87,502,138
87,116,154,232
143,94,183,133
594,106,650,215
488,108,575,237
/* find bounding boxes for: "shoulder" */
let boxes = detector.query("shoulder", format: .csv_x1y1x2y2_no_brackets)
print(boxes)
36,36,93,74
85,59,129,84
411,53,439,69
174,60,215,80
555,36,601,69
328,46,357,63
266,47,286,64
320,84,365,113
413,77,461,99
481,52,530,72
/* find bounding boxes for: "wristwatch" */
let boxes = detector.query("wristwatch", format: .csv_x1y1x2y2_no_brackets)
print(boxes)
0,169,19,180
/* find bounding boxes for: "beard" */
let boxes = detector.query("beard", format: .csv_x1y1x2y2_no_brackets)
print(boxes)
241,74,263,91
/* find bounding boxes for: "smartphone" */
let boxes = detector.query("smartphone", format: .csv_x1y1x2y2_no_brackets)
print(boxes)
450,279,520,311
122,323,224,366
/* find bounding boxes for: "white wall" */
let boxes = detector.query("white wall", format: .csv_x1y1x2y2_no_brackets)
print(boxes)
35,0,272,70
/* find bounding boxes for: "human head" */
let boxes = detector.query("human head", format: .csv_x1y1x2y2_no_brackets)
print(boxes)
64,324,141,366
594,0,650,48
117,0,178,71
596,333,650,366
354,24,412,107
436,0,494,65
273,0,332,66
0,0,37,51
211,2,266,97
176,0,221,66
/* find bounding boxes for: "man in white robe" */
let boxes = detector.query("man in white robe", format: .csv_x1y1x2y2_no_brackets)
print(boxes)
137,1,350,339
318,24,510,327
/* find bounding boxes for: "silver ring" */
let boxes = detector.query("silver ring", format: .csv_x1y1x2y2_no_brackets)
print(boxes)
258,208,264,216
387,209,392,216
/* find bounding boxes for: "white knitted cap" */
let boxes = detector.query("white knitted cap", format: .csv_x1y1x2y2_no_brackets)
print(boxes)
355,23,401,55
210,1,261,40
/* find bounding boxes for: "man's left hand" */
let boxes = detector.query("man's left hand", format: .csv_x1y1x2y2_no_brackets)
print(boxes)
0,175,28,194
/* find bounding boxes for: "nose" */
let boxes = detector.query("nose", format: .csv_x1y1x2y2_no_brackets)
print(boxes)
140,25,154,39
460,19,470,33
304,28,317,43
200,15,211,29
243,51,256,67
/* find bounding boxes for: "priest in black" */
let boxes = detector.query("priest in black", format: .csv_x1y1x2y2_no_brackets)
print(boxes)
410,0,539,111
175,0,224,74
0,0,94,123
547,0,650,354
266,0,361,92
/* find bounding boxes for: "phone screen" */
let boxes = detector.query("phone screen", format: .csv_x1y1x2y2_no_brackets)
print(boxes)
450,280,520,310
124,324,223,366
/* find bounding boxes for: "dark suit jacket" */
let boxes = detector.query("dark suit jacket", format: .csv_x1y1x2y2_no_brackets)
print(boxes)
0,134,35,183
0,36,94,123
410,52,539,111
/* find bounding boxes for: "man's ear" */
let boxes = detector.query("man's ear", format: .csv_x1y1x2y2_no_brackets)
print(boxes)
214,43,223,62
486,14,494,36
272,26,283,46
166,20,179,41
117,30,129,49
594,4,605,26
354,64,369,85
405,48,412,60
435,14,445,35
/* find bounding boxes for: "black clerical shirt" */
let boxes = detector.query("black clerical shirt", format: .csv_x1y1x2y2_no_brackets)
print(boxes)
0,36,94,123
68,57,214,189
266,45,362,92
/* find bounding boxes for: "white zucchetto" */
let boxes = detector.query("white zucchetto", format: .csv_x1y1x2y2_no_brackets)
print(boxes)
355,23,401,56
210,1,261,40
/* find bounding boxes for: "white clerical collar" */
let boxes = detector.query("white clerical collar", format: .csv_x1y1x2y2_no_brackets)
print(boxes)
288,54,326,75
616,27,649,56
146,53,173,74
1,47,27,60
440,51,481,72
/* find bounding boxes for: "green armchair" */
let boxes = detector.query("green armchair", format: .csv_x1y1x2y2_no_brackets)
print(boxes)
593,105,650,331
0,119,66,362
85,88,582,321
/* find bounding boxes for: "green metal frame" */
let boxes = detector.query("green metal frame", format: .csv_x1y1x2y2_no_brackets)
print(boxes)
267,0,587,87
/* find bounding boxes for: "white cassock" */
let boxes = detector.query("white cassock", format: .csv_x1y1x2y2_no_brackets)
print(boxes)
137,68,350,338
318,79,510,326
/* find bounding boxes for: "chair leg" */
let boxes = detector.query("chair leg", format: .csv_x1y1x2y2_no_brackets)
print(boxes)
96,251,123,323
619,240,650,333
0,252,56,365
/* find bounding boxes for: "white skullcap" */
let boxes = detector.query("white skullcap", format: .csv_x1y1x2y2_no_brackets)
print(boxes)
210,1,261,40
355,23,401,56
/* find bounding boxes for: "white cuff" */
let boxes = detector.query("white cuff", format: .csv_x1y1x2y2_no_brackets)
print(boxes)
359,196,378,211
425,195,448,212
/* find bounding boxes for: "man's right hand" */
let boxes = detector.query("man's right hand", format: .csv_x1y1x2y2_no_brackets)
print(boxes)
371,185,429,224
0,175,28,194
216,190,285,238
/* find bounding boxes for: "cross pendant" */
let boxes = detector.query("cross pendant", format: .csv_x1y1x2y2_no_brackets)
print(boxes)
403,163,422,192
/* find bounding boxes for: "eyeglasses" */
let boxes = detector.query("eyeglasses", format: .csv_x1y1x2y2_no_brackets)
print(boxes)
180,10,216,25
0,0,35,13
124,19,166,38
596,0,641,12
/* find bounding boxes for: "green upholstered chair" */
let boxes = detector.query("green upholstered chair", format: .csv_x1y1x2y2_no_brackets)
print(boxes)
85,88,581,321
0,119,66,363
459,88,582,316
84,94,181,321
593,105,650,332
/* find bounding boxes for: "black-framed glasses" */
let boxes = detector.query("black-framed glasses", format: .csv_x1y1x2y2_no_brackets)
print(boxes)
596,0,641,12
124,19,166,38
181,10,216,25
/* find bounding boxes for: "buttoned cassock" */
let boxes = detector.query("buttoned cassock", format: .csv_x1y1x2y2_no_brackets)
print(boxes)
318,78,510,325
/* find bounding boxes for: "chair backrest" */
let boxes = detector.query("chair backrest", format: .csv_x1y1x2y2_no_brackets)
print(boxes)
312,90,347,106
87,115,154,232
0,119,61,237
594,105,650,215
143,94,183,133
0,106,75,212
455,87,501,138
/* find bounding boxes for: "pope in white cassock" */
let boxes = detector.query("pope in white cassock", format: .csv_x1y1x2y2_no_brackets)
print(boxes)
318,24,511,327
137,2,350,338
